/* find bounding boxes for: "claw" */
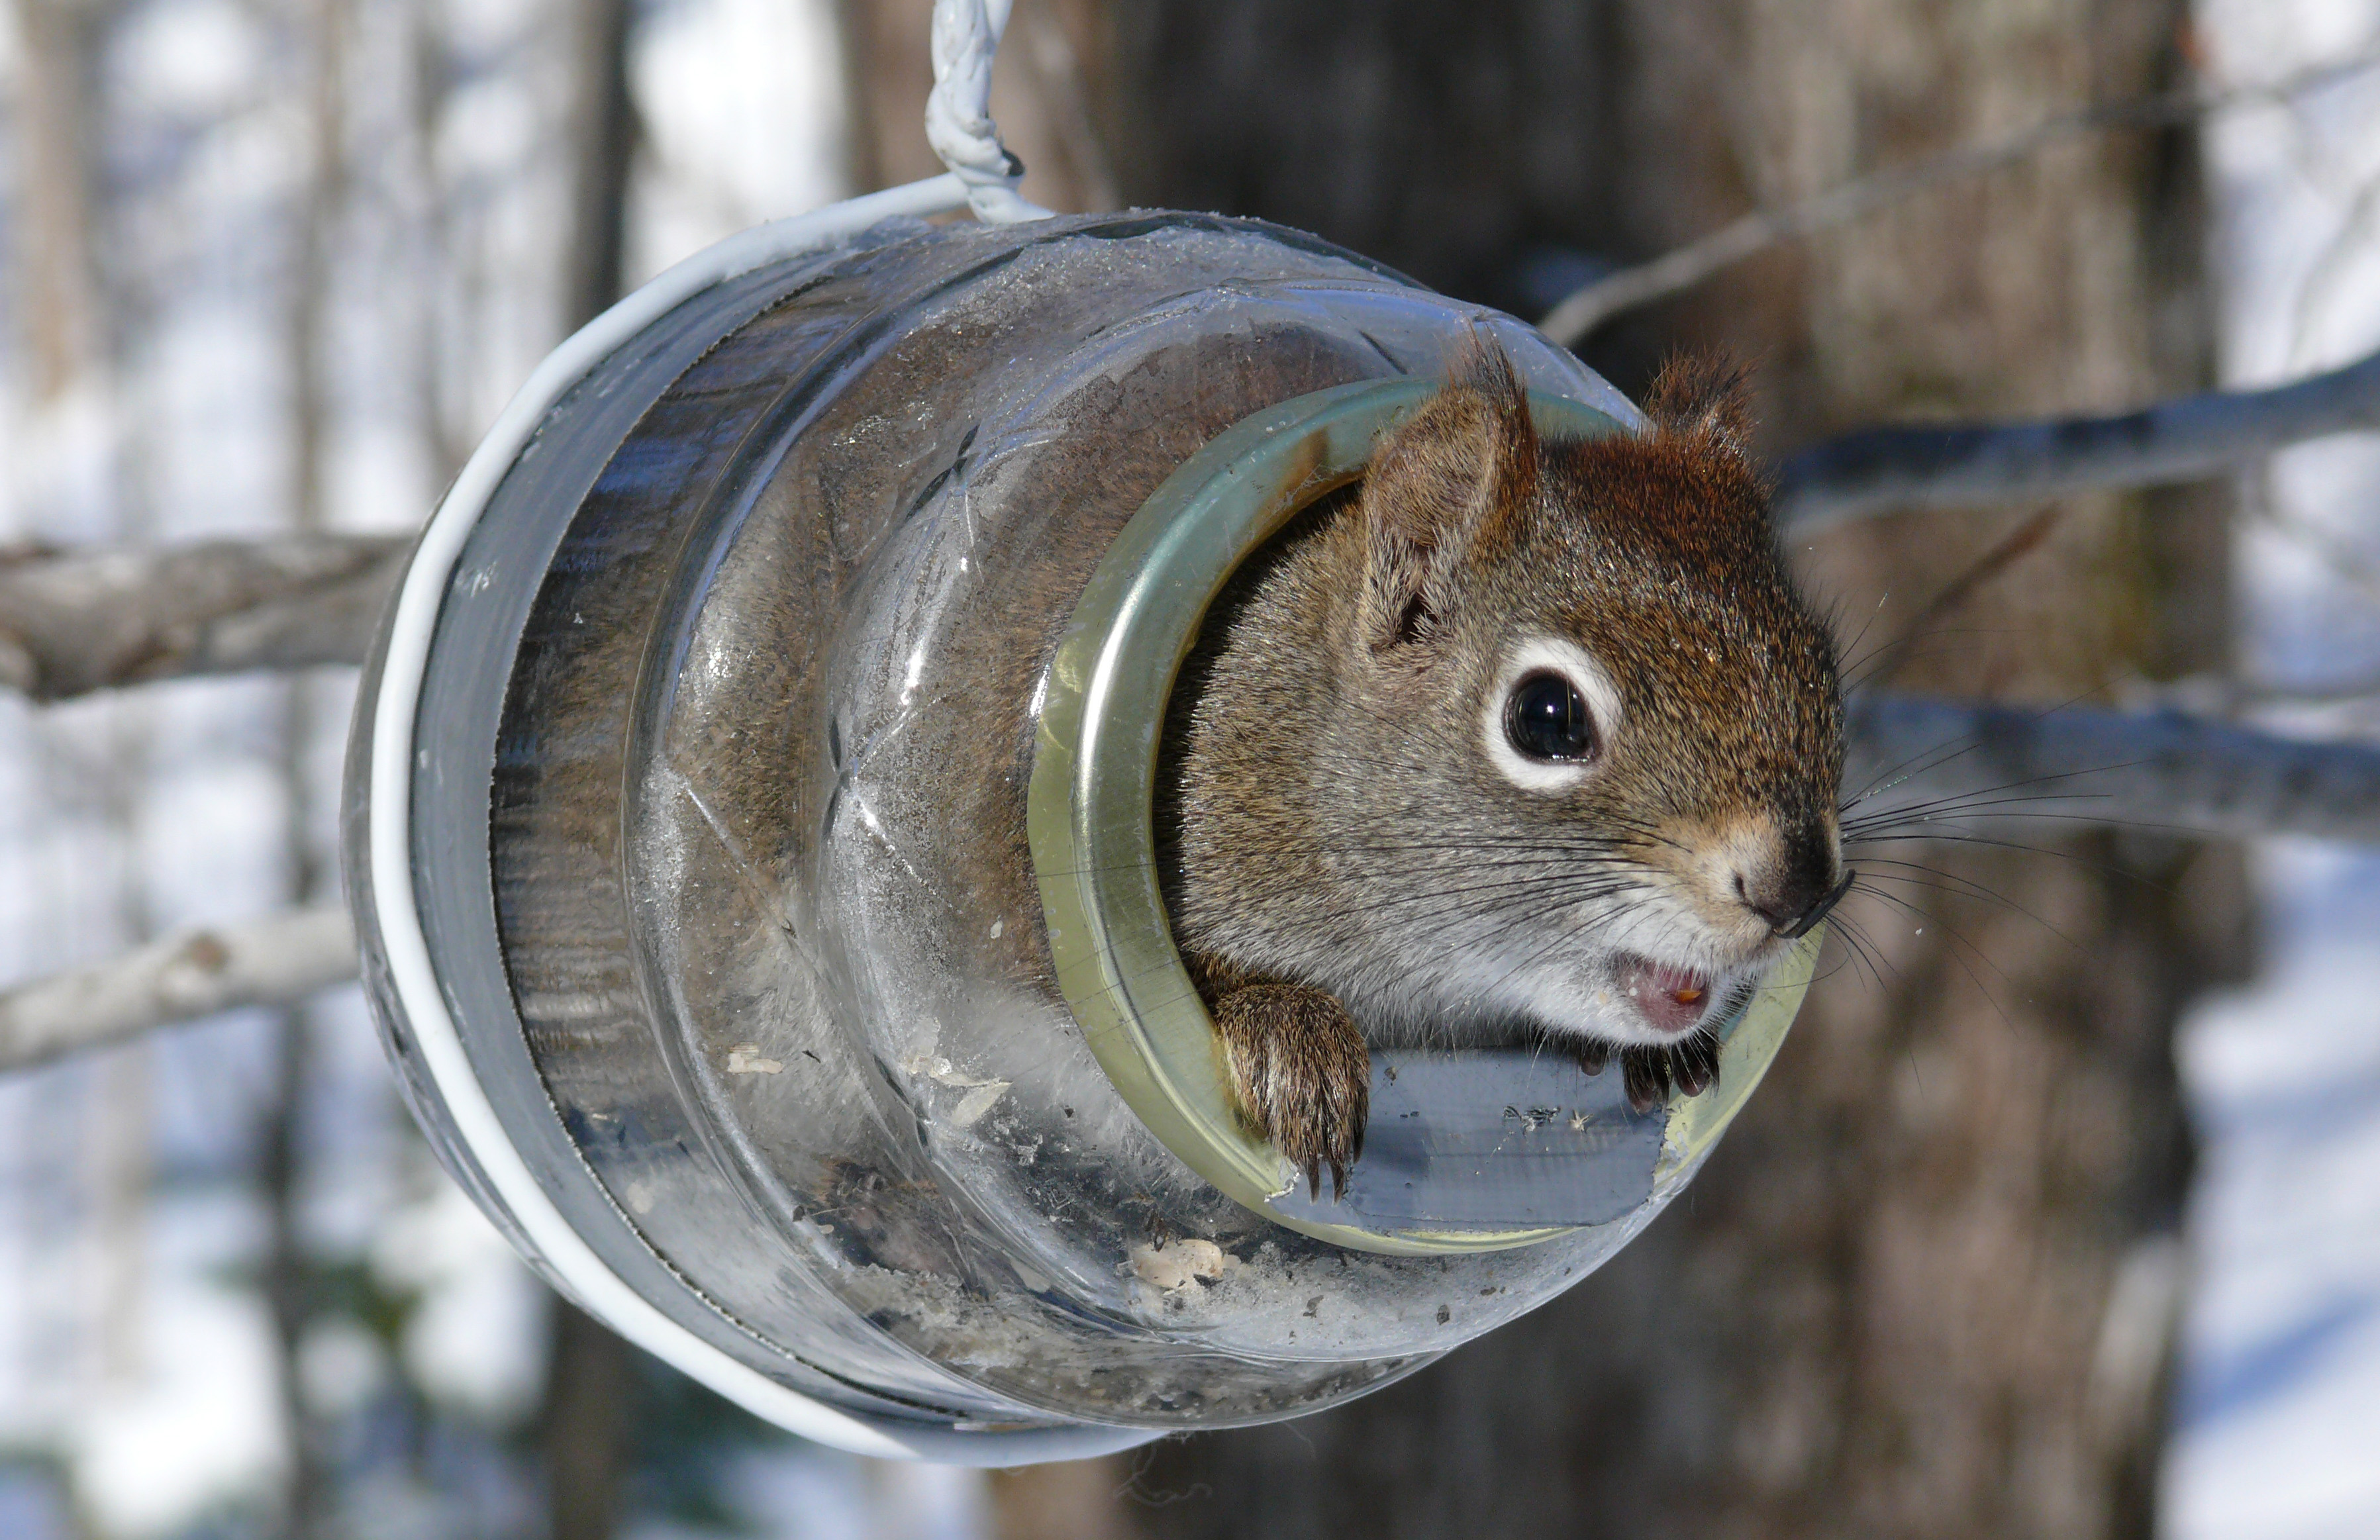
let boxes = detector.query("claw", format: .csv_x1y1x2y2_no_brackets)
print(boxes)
1678,1033,1720,1097
1616,1037,1720,1110
1622,1049,1667,1112
1211,981,1370,1204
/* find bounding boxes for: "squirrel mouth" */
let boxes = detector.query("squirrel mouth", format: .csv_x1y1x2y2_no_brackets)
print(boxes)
1616,955,1715,1036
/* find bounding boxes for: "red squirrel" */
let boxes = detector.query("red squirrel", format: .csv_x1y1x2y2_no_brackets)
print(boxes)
1160,344,1848,1197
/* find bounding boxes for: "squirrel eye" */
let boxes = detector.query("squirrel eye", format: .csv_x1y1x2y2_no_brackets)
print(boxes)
1504,671,1597,762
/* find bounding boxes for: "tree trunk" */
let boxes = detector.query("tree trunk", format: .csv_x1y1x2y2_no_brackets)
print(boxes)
262,0,349,1533
10,0,103,403
561,0,636,336
1083,3,2247,1538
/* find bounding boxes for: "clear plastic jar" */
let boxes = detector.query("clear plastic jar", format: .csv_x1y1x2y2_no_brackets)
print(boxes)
344,211,1817,1462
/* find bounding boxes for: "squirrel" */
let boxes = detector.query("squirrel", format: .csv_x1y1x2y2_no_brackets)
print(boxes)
1158,342,1848,1199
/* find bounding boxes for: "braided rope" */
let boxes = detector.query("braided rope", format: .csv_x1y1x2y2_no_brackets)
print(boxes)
924,0,1052,224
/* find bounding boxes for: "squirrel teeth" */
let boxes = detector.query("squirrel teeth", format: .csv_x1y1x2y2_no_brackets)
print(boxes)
1616,955,1716,1036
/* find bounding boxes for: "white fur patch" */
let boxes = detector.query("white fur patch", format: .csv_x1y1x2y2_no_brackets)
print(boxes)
1482,636,1624,793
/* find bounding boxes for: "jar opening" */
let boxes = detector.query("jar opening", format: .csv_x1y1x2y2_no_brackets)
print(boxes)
1028,379,1821,1255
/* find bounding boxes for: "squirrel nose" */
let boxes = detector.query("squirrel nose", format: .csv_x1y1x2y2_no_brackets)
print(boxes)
1732,832,1851,939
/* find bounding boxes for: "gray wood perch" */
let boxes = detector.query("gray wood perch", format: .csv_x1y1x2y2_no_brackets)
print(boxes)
0,532,405,700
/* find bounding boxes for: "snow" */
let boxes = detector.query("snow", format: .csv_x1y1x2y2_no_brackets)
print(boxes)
111,0,266,126
2165,849,2380,1535
369,1179,549,1425
667,1449,987,1540
629,0,850,285
2164,4,2380,1533
66,1268,287,1539
439,73,546,183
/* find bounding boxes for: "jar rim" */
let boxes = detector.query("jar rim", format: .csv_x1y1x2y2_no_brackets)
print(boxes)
1028,377,1822,1255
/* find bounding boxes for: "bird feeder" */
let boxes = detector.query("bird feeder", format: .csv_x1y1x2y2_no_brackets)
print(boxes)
344,211,1820,1463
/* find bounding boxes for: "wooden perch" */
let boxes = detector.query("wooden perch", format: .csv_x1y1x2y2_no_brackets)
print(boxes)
0,904,360,1074
0,532,407,700
1775,346,2380,528
1847,693,2380,846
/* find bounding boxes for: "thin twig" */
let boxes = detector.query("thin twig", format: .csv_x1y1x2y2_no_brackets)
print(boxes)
1865,505,2064,689
0,532,406,700
1773,345,2380,528
0,906,360,1075
2287,168,2380,368
1540,50,2380,346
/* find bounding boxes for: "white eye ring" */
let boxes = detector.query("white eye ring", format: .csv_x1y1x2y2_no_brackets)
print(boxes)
1484,638,1623,793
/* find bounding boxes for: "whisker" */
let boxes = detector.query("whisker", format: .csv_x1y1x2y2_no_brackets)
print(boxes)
1852,865,2091,957
1849,881,2023,1033
1843,830,2181,894
1824,910,1899,992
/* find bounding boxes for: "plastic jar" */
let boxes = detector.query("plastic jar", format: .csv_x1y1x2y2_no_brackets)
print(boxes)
344,211,1817,1463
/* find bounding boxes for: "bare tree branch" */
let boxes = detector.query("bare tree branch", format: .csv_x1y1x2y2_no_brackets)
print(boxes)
0,532,406,700
15,0,104,402
0,906,359,1075
0,695,2368,1080
1773,347,2380,529
2,326,2361,714
1847,693,2380,846
1538,52,2380,348
2113,669,2380,718
0,618,2373,1082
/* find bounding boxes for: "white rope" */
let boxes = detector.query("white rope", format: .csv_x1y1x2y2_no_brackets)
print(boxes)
924,0,1052,223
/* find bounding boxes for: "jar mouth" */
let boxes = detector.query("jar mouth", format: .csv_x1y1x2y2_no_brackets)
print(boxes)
1028,379,1822,1255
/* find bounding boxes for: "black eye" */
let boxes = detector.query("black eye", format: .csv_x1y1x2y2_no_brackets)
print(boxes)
1504,671,1597,762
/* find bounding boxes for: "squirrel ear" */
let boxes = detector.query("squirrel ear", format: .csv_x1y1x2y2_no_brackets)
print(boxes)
1357,341,1540,653
1644,351,1755,456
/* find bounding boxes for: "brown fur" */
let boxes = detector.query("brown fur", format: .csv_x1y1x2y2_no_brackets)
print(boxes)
1160,343,1846,1189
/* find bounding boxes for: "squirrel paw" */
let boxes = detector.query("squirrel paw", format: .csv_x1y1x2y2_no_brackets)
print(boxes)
1211,983,1370,1200
1607,1033,1721,1114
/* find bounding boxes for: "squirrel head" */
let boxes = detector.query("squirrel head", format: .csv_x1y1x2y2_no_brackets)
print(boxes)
1166,342,1846,1050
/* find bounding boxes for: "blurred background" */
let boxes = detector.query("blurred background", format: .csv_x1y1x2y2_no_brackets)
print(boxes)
0,0,2376,1535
